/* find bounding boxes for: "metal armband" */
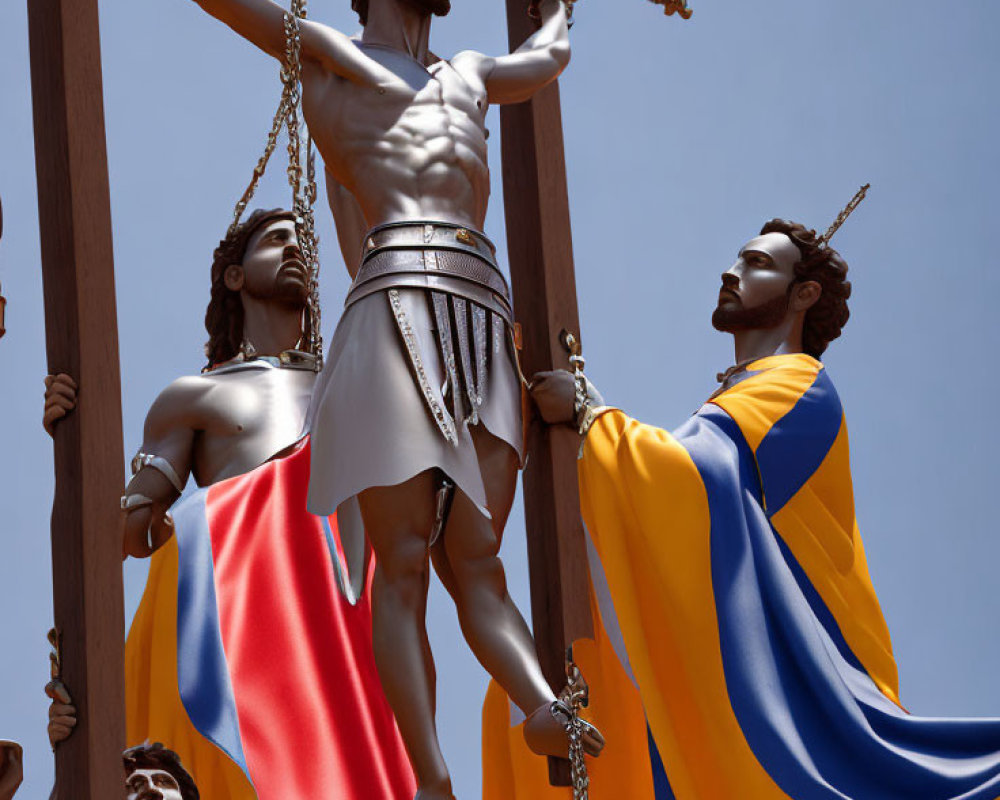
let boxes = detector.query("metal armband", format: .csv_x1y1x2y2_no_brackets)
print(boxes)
130,451,185,495
120,493,154,512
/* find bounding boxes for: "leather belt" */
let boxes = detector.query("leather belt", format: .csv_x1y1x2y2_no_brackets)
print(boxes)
346,223,512,323
361,220,500,270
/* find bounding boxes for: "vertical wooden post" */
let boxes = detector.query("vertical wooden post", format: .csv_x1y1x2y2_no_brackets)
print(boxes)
502,0,593,785
28,0,126,795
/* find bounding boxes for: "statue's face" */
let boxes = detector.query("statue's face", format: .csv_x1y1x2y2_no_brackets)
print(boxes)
712,232,801,332
239,218,310,309
125,767,184,800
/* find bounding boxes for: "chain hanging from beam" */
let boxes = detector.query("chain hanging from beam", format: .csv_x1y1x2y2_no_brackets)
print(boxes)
229,0,323,366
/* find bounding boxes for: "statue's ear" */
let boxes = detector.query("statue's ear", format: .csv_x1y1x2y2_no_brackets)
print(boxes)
791,279,821,313
223,264,244,292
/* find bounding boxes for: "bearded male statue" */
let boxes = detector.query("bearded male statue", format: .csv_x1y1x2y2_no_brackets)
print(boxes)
484,214,1000,799
186,0,603,794
45,210,415,800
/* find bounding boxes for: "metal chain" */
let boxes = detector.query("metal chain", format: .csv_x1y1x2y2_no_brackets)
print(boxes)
282,3,323,365
559,653,591,800
227,93,291,239
228,0,323,367
818,183,870,247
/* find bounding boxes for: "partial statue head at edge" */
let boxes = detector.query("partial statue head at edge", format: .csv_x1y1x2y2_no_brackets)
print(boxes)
205,208,301,369
352,0,452,26
123,742,199,800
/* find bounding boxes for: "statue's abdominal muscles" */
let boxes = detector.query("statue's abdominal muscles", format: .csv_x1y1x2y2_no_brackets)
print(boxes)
307,66,490,230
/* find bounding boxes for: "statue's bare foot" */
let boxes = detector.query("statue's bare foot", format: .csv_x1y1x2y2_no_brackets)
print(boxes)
523,700,605,758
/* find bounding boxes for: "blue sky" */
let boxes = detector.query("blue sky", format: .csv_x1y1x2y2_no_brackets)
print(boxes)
1,0,999,797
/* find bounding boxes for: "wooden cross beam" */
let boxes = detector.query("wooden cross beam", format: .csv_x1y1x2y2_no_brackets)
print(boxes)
28,0,126,795
502,0,594,785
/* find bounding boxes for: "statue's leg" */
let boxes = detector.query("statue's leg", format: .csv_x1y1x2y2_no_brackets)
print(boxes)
434,425,605,759
436,425,554,713
359,470,454,800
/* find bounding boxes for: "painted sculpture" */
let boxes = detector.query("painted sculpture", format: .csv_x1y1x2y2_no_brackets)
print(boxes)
48,211,416,799
185,0,603,795
484,194,1000,798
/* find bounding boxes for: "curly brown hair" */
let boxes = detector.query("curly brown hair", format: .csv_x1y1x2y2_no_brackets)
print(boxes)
759,219,852,358
123,742,199,800
204,208,296,369
352,0,369,24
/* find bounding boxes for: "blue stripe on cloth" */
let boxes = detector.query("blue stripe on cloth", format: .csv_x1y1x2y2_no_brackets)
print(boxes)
671,407,1000,800
705,397,867,675
754,367,842,516
647,724,675,799
774,534,867,675
172,490,251,779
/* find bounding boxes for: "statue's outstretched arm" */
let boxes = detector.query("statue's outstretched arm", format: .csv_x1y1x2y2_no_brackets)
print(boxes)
460,0,570,105
191,0,389,86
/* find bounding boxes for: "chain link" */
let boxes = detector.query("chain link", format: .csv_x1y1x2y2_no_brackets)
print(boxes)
229,0,323,367
818,183,870,247
227,94,291,240
559,653,591,800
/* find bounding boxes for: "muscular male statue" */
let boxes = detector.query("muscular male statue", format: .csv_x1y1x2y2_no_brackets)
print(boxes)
47,209,317,552
187,0,602,793
119,209,317,547
46,209,415,799
490,217,1000,799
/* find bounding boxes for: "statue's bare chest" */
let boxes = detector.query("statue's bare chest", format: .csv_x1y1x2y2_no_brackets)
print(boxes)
304,52,488,168
202,365,313,432
192,365,315,482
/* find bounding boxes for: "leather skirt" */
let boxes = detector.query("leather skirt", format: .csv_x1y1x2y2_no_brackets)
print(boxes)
305,221,523,521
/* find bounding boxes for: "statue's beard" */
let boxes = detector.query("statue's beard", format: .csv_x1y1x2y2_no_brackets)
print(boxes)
401,0,451,16
712,291,790,333
245,265,310,310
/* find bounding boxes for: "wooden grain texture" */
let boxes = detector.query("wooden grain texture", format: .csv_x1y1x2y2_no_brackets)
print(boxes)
502,0,594,785
28,0,126,794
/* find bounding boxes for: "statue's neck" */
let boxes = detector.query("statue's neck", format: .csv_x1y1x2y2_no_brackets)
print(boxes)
731,316,804,365
362,1,432,63
241,298,304,358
